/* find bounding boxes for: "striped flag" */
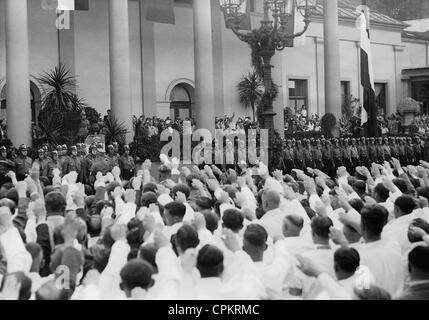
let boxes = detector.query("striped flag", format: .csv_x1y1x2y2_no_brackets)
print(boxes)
359,8,378,136
146,0,175,25
57,0,89,11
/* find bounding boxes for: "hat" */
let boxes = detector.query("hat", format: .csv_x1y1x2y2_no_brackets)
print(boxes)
96,143,104,152
0,146,6,152
61,145,67,150
38,149,44,154
52,150,58,155
56,145,62,151
19,144,28,150
107,145,114,150
90,144,97,150
124,145,130,150
70,146,77,151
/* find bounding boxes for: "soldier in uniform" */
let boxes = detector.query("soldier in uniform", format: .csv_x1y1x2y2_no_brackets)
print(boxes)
376,137,385,164
341,138,351,172
405,137,415,165
390,137,399,160
294,140,305,171
303,139,314,170
14,144,32,181
382,137,392,162
107,144,119,168
283,139,295,174
82,144,97,185
322,138,333,177
0,146,14,186
35,149,49,178
313,139,323,171
58,145,67,169
358,137,369,168
62,146,82,181
112,142,120,158
332,138,343,170
368,137,377,165
43,145,52,163
350,138,360,170
47,150,63,181
119,145,135,181
398,137,407,165
90,143,113,178
414,136,423,165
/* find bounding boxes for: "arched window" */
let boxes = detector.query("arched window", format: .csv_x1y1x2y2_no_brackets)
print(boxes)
169,83,194,120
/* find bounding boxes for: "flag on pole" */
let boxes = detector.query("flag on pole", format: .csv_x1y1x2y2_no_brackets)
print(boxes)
359,9,378,136
57,0,89,11
146,0,175,25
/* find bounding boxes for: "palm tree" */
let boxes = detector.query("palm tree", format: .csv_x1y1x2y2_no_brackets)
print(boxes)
237,70,264,121
35,63,85,113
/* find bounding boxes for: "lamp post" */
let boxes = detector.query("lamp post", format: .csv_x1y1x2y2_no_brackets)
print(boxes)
220,0,316,135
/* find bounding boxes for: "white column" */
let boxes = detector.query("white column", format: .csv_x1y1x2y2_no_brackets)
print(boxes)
5,0,32,146
108,0,133,142
323,0,341,118
193,0,219,133
393,45,405,114
140,0,157,117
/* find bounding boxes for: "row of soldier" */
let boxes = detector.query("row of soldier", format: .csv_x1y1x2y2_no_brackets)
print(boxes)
281,136,427,177
0,142,135,186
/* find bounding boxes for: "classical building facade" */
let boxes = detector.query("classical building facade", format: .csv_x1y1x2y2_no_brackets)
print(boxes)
0,0,428,145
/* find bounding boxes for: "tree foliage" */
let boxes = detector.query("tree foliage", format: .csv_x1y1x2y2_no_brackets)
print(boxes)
237,70,264,121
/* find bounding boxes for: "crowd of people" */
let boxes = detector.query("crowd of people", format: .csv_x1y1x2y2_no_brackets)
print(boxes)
0,130,429,300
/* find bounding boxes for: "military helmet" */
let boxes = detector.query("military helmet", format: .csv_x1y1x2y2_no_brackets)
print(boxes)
0,146,6,152
19,144,28,151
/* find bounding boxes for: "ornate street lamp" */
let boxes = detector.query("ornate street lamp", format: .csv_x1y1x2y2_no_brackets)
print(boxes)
220,0,316,134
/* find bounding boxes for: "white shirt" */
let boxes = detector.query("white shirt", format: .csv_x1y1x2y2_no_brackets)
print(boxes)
257,208,286,240
354,239,404,298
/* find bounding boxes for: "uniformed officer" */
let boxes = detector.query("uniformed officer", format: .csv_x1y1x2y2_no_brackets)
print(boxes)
107,144,119,168
119,145,135,181
332,138,343,170
294,140,305,170
303,139,314,170
43,145,52,163
376,137,385,164
47,150,63,181
0,146,14,186
35,148,49,178
322,138,333,177
382,137,392,162
414,136,423,165
390,137,399,160
112,142,120,158
350,138,360,170
283,139,295,174
58,145,67,168
358,137,369,168
62,146,82,180
82,144,98,185
398,137,407,165
90,143,113,178
14,144,33,181
313,139,323,171
368,137,377,165
405,137,415,165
